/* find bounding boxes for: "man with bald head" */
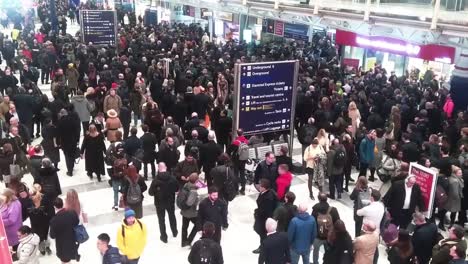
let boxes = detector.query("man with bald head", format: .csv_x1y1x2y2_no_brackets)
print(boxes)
383,174,424,229
353,221,379,264
258,218,291,264
287,203,316,264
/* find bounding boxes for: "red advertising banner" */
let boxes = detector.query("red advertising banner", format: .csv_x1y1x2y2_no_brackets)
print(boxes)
335,29,455,63
0,217,13,264
409,163,437,218
274,21,284,37
342,58,360,70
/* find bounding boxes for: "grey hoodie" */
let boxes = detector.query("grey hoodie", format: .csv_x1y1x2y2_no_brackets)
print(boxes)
71,95,92,122
180,182,199,219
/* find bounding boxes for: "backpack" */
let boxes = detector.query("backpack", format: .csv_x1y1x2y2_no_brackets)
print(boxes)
198,239,214,264
356,189,371,210
333,148,346,168
224,167,238,201
176,185,191,210
238,142,249,161
303,126,315,145
126,178,142,205
317,207,333,239
150,112,163,124
190,145,200,160
113,158,128,178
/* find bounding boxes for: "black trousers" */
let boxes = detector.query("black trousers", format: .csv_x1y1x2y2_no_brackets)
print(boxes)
156,203,177,240
233,160,246,189
63,150,75,173
203,166,214,187
123,124,130,140
143,162,156,178
329,173,344,199
359,162,369,177
181,216,198,245
81,121,89,135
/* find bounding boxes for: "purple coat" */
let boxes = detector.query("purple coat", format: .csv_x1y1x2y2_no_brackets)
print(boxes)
1,200,23,246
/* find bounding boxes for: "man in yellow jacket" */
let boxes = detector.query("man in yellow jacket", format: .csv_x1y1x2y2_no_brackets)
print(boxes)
117,209,147,263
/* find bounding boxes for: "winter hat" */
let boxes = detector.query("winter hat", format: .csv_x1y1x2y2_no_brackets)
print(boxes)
111,83,118,89
124,209,136,219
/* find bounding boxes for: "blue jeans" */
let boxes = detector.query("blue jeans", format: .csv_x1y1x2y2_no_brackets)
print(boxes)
290,248,310,264
112,180,121,207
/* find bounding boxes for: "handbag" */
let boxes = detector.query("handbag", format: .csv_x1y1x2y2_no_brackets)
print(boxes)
10,154,23,179
376,156,394,183
74,224,89,244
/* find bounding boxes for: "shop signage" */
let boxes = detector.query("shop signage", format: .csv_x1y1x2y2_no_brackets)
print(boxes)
216,11,233,22
234,61,298,135
336,29,455,63
409,163,437,218
80,10,117,46
201,8,212,19
274,21,284,36
283,23,309,41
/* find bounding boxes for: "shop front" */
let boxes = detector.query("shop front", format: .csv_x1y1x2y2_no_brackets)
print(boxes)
261,18,310,42
336,29,456,78
213,11,240,43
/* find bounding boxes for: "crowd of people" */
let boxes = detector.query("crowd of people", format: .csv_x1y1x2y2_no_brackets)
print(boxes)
0,4,467,264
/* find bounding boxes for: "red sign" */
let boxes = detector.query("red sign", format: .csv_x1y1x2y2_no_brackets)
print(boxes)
0,218,13,264
342,58,360,70
409,163,437,218
274,21,284,36
335,29,455,63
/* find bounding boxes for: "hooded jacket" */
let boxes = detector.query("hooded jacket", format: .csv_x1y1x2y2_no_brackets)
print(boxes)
102,245,123,264
17,233,40,264
148,171,178,206
287,212,317,253
117,219,147,260
71,95,92,122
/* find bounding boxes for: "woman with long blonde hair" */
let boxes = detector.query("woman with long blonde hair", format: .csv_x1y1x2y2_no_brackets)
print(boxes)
1,188,22,253
316,128,330,152
348,101,361,138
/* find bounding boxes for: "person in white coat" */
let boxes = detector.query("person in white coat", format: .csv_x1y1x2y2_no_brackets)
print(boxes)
16,225,40,264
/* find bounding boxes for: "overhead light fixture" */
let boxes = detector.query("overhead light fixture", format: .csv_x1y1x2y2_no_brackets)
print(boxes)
243,0,247,5
274,0,279,9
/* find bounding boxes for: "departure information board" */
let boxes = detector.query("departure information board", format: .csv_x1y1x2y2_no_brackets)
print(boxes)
80,10,117,46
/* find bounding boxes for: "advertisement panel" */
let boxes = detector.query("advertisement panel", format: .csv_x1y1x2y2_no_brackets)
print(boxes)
342,58,360,69
0,218,12,264
283,23,309,41
409,163,437,218
274,21,284,36
80,10,117,46
234,61,298,135
262,19,274,34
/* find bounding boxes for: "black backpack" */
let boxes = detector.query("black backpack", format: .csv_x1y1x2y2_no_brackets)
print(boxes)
197,239,214,264
224,167,238,201
333,148,346,169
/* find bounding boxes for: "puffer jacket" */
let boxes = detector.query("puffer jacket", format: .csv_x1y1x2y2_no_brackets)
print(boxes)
17,233,40,264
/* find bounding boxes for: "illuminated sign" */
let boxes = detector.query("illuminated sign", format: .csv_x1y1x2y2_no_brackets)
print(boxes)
356,36,421,56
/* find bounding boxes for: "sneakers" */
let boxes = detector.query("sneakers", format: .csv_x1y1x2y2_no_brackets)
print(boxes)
252,247,261,254
112,206,118,211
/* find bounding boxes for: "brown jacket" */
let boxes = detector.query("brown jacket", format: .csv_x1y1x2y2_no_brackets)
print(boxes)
103,94,122,114
105,117,122,142
353,231,379,264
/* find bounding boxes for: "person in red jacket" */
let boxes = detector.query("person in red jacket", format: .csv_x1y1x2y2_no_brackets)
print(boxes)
276,164,292,201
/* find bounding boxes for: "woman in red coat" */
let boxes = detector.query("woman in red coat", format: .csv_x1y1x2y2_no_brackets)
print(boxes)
276,164,293,201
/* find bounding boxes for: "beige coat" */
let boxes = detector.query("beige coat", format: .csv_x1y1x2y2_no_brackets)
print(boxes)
353,231,379,264
303,144,325,169
103,94,122,114
105,117,122,142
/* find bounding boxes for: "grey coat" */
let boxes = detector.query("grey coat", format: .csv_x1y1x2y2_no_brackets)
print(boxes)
327,144,345,176
71,95,91,122
180,182,199,219
444,175,464,212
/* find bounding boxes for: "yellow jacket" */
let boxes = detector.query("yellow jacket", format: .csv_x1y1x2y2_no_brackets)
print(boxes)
117,219,147,260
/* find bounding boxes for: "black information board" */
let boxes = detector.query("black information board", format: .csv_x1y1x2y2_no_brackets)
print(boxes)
80,10,117,46
234,61,298,135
